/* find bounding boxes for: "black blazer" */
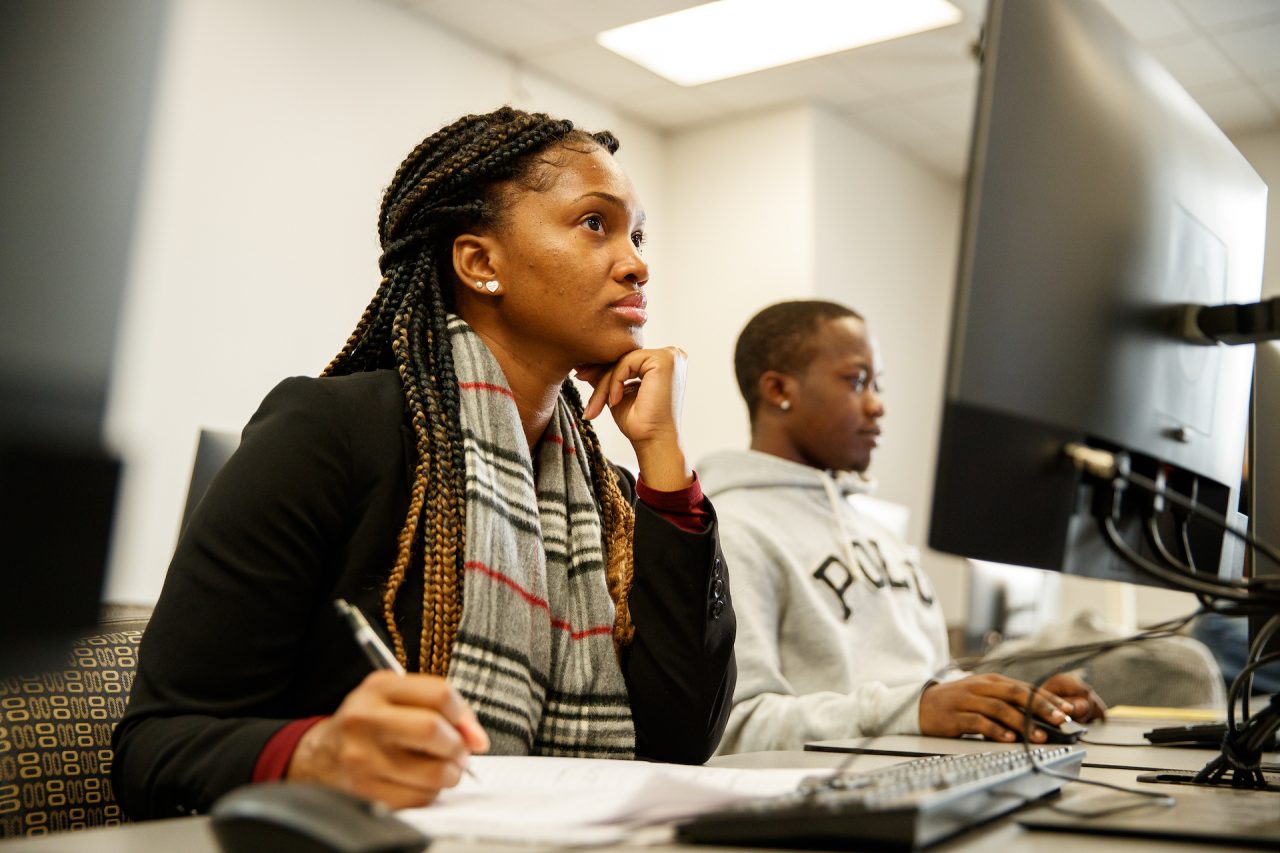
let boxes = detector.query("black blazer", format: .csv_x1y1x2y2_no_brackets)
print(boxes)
112,371,735,820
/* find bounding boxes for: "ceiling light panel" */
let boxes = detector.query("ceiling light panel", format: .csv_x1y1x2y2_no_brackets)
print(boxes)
597,0,963,86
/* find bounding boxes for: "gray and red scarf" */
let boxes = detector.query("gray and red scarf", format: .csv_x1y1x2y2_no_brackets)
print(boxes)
445,315,635,758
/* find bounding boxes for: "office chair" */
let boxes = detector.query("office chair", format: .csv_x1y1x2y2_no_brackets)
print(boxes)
0,613,147,836
975,609,1226,709
179,428,240,534
0,430,241,836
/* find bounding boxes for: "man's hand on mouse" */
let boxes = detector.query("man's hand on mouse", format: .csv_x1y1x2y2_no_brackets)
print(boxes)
919,673,1086,743
286,671,490,808
1040,672,1107,723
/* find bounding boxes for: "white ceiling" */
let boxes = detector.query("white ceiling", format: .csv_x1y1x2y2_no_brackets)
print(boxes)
391,0,1280,180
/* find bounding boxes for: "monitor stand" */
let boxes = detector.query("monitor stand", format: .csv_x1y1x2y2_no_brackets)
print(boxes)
1137,693,1280,792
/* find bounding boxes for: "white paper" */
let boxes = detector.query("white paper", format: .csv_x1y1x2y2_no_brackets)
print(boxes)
396,756,816,845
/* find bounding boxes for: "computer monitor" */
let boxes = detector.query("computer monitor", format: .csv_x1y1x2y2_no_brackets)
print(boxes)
0,0,168,675
928,0,1269,589
964,560,1061,657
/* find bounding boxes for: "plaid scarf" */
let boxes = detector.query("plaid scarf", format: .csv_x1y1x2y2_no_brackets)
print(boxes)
445,316,636,758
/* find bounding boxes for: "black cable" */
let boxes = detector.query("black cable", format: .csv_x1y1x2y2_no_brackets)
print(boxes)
1015,648,1177,815
1179,650,1280,790
1191,707,1280,789
1099,493,1280,608
962,605,1213,813
982,598,1277,804
813,602,1248,809
1103,489,1280,762
957,610,1203,671
1229,651,1280,731
1046,785,1175,818
1180,477,1201,574
1143,489,1246,616
811,663,960,791
1038,446,1280,792
1064,444,1279,590
1169,481,1240,614
1229,614,1280,726
1192,594,1246,616
1054,600,1280,791
814,613,1194,790
1101,516,1257,602
1145,516,1194,576
1118,469,1280,574
1246,615,1280,678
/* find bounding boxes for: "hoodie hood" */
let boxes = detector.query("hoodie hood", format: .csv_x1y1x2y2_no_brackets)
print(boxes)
700,449,878,499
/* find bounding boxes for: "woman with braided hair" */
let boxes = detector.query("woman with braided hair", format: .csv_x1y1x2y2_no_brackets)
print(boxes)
113,107,735,819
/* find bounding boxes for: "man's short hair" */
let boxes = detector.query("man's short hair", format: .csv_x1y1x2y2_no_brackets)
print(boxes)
734,300,863,419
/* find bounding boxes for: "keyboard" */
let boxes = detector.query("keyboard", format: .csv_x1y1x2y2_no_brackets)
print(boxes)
677,746,1084,850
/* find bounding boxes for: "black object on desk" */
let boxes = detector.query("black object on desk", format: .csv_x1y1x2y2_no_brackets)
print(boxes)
1018,711,1086,745
1145,721,1280,749
1020,785,1280,850
210,782,428,853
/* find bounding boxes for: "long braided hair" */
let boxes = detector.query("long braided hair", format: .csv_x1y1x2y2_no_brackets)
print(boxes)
323,107,636,675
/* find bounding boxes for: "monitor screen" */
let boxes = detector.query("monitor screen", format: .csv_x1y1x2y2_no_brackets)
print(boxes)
928,0,1268,588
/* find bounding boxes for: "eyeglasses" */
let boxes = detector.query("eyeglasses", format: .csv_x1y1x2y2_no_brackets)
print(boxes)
848,367,883,397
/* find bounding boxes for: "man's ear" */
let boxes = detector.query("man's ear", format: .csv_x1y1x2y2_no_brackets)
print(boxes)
758,370,796,410
452,232,500,291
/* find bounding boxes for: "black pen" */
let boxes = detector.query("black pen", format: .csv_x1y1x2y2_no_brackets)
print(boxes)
335,598,406,674
334,598,478,780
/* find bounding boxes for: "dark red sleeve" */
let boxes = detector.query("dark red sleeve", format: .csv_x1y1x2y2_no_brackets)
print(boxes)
252,716,327,782
635,473,711,534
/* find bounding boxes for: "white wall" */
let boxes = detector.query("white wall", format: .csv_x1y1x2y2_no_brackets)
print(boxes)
810,107,969,621
103,0,665,602
656,106,817,467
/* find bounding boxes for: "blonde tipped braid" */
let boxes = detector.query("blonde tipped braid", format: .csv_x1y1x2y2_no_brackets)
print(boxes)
562,380,636,646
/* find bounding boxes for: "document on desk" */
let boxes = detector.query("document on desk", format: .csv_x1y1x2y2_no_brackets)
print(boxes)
1105,704,1223,722
396,755,817,845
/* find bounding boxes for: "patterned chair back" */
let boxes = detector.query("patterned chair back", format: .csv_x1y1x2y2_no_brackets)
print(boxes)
0,615,147,837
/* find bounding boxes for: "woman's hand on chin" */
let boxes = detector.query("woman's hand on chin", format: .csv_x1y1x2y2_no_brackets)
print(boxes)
576,347,693,490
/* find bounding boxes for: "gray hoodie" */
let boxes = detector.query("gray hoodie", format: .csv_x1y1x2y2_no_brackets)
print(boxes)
700,449,957,755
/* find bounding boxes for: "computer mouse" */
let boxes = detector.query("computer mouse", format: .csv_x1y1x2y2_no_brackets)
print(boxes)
1015,710,1087,745
210,782,429,853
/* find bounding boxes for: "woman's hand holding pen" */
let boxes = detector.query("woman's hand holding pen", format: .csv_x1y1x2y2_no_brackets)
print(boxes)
577,346,693,491
287,672,490,809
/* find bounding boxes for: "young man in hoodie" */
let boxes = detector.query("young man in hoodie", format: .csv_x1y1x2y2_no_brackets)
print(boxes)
701,300,1105,755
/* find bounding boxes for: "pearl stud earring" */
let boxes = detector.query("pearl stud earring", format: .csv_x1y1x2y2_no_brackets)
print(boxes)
780,400,791,411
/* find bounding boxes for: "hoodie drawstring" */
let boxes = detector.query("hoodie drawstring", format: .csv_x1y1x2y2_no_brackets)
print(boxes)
819,470,865,582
